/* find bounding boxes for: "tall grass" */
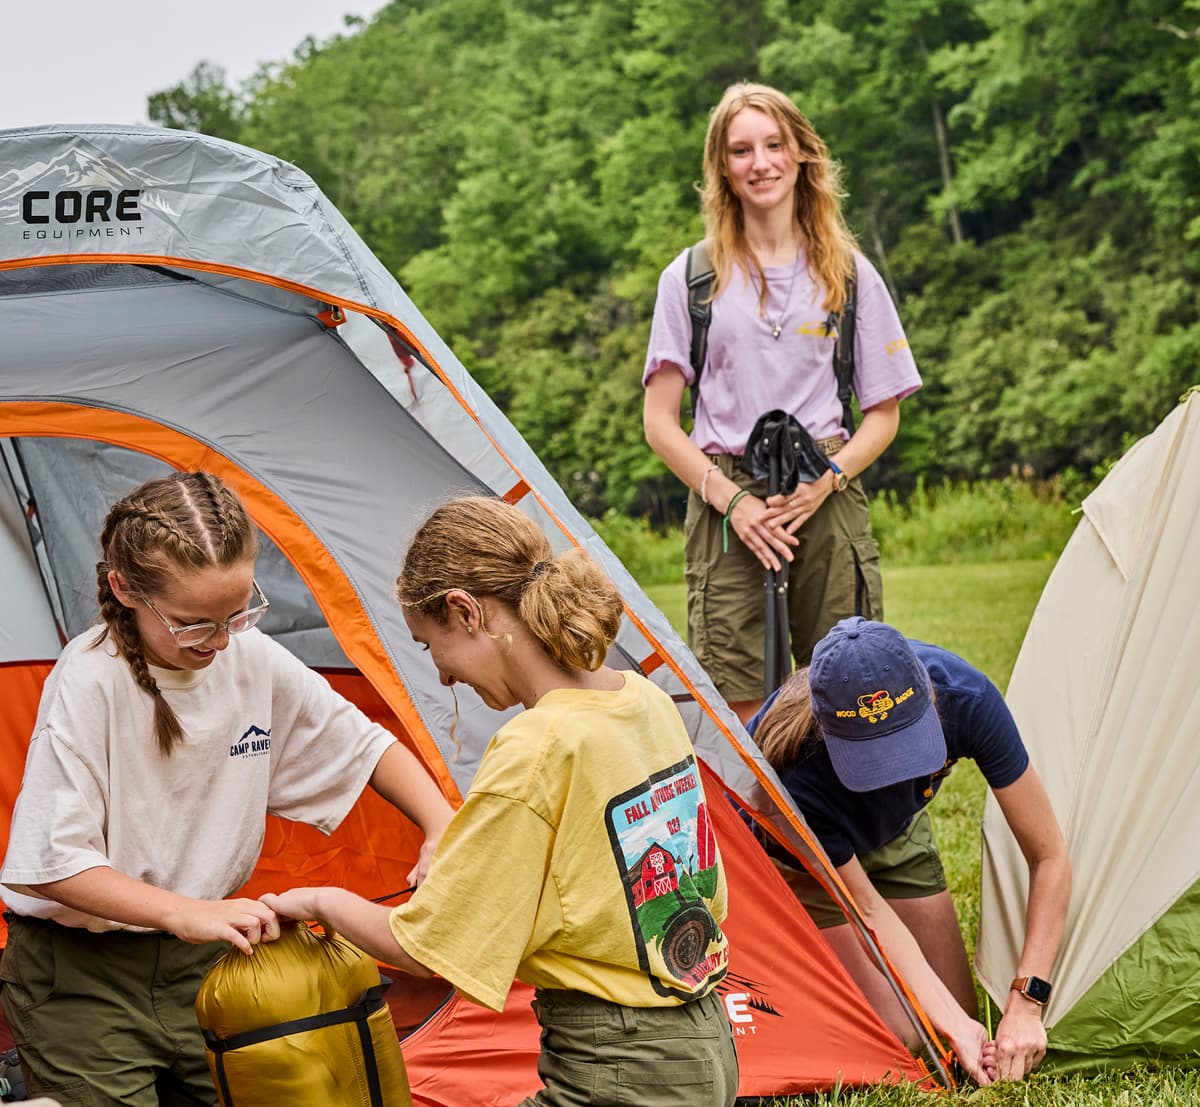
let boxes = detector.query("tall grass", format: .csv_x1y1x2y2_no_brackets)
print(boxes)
869,477,1079,567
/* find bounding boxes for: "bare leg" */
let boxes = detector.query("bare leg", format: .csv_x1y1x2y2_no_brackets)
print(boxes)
819,892,977,1049
890,892,977,1018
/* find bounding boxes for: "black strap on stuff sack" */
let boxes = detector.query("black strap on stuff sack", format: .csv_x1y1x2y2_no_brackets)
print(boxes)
203,980,391,1107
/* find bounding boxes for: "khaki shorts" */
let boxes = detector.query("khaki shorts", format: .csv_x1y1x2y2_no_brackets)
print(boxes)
685,453,883,704
1,913,226,1107
519,988,738,1106
773,808,948,930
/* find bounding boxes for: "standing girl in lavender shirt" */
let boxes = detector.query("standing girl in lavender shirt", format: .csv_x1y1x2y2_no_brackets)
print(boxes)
642,82,922,723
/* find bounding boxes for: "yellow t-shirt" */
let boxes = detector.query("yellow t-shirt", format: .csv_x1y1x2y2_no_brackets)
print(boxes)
389,672,729,1012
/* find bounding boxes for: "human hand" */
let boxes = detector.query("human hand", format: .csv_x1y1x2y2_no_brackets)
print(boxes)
259,887,330,928
407,833,441,887
981,1038,999,1084
944,1018,995,1087
994,1001,1047,1080
727,492,798,571
164,897,280,957
763,473,833,534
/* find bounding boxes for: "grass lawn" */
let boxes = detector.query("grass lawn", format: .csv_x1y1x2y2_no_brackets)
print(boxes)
644,559,1200,1105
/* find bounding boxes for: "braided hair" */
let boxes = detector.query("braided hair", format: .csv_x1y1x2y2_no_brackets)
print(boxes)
93,472,259,755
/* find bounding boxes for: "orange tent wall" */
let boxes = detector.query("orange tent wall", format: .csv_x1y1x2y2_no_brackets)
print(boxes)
0,662,926,1099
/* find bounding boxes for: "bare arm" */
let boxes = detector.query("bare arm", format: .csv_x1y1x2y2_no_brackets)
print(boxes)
643,365,797,571
32,867,279,956
838,857,995,1086
990,766,1071,1080
367,742,455,885
261,886,432,978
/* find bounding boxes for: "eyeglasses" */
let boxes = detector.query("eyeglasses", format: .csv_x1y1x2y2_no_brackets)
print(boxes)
140,580,270,648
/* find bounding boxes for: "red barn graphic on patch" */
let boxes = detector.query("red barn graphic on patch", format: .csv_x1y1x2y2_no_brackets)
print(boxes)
631,844,679,907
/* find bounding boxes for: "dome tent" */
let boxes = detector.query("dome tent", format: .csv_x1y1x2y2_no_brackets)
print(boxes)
0,122,948,1099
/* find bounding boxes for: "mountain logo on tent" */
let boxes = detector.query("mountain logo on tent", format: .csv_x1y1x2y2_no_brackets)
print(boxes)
0,142,177,229
718,971,783,1037
229,724,272,758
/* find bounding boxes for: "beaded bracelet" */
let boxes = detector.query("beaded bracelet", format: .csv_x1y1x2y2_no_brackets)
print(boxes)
699,463,720,506
722,489,751,553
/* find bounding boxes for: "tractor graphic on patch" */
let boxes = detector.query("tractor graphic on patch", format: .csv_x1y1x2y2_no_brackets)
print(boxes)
606,756,727,998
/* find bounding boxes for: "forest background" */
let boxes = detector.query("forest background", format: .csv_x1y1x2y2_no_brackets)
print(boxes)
148,0,1200,535
144,4,1200,1097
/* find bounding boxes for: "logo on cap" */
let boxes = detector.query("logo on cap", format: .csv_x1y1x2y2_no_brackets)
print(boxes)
857,690,894,723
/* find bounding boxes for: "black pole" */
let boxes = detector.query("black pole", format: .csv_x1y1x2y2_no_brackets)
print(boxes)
762,444,790,699
745,409,831,702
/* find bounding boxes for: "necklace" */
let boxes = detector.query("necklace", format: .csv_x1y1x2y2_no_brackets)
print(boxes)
764,253,800,340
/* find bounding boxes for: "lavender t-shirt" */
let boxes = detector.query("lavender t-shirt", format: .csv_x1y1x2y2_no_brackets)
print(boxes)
643,248,922,455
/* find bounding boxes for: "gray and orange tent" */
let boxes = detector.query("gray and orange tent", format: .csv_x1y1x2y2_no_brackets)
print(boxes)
0,123,950,1101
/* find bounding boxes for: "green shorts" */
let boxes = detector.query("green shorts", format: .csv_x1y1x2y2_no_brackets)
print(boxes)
0,913,226,1107
519,988,738,1106
774,808,948,930
684,452,883,704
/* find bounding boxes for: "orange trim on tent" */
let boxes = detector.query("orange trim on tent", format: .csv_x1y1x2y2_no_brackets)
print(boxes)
0,255,445,381
638,651,665,676
0,401,460,807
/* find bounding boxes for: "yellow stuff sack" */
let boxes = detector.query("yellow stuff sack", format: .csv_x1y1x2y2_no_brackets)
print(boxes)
194,922,413,1107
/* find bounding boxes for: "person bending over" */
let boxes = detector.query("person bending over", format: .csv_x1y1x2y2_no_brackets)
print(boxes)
750,617,1069,1083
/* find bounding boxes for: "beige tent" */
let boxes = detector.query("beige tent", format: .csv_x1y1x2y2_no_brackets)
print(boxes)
976,389,1200,1069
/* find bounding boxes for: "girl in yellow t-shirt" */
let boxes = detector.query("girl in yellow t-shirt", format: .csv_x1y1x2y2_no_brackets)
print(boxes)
264,496,738,1106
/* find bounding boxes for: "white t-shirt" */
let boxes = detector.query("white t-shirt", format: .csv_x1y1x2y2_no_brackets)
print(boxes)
1,627,395,930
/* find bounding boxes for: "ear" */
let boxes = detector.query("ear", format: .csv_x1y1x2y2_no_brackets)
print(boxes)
107,569,139,609
443,589,478,633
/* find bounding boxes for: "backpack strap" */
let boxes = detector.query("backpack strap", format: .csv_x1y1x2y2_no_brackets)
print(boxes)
826,265,858,434
687,242,859,432
685,240,715,419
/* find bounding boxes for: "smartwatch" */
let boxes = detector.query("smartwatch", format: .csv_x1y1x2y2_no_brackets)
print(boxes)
1011,975,1053,1006
828,458,849,493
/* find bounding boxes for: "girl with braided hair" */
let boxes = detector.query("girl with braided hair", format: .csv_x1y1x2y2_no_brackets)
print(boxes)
263,496,738,1107
0,471,452,1107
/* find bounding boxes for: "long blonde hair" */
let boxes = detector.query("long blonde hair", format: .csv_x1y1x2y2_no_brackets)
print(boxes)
94,471,258,756
701,82,858,314
752,669,822,771
397,496,623,673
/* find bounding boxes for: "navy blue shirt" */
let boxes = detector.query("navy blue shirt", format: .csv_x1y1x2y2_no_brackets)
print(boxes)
749,641,1029,868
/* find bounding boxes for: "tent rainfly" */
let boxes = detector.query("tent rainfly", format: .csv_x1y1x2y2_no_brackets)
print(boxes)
977,389,1200,1071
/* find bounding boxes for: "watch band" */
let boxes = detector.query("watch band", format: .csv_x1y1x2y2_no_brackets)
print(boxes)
827,458,849,493
1010,975,1052,1005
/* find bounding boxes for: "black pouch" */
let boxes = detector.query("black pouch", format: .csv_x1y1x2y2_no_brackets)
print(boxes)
742,409,831,494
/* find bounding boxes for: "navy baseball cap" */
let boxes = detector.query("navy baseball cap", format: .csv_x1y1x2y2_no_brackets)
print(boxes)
809,617,946,792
